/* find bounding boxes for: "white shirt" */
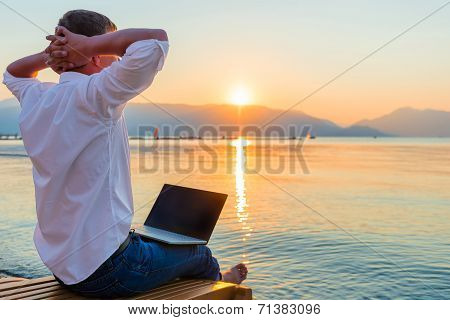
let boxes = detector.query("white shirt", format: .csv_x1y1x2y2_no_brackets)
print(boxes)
3,39,169,285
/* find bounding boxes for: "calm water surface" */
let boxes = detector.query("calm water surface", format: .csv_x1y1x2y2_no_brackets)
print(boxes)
0,138,449,299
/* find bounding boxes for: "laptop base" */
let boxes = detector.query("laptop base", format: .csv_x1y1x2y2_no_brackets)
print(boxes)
133,225,207,245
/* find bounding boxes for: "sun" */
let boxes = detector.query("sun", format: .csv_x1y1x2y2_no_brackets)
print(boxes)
230,86,251,106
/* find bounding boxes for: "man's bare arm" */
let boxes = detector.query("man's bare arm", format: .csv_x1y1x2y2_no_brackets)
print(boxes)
7,27,167,78
46,27,168,69
6,52,48,78
90,28,168,56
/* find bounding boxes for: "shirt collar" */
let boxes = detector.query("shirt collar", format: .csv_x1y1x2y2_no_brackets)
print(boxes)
59,72,89,84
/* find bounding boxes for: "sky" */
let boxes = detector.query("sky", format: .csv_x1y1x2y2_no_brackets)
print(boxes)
0,0,449,125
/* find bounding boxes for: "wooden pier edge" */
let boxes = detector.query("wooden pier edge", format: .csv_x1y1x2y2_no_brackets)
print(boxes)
0,276,252,300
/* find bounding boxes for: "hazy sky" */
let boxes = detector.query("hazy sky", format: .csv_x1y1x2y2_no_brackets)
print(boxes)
1,0,449,125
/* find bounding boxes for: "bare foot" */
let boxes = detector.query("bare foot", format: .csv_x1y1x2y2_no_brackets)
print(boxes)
221,263,248,284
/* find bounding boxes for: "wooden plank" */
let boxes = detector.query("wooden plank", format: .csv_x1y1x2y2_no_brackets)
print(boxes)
45,292,86,300
0,277,25,285
23,289,75,300
141,282,214,300
139,279,201,293
122,279,195,299
49,280,206,300
124,278,199,297
130,280,210,300
2,284,65,300
232,286,252,300
2,278,206,300
57,280,208,300
171,282,237,300
168,282,251,300
0,282,62,298
0,276,252,300
123,279,204,299
0,276,56,291
178,285,234,300
134,281,215,300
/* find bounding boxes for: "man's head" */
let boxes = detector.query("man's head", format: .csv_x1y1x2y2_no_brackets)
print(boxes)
55,10,118,74
58,9,117,37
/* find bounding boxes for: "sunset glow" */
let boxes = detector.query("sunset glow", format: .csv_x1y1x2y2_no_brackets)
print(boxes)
229,86,251,106
0,1,448,125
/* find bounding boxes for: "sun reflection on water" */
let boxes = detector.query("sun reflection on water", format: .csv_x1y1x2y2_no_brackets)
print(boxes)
232,138,252,265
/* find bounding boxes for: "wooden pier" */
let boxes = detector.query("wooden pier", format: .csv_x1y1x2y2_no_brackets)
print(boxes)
0,276,252,300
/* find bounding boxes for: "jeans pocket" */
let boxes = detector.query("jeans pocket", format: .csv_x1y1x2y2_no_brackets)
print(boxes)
72,259,117,291
122,236,154,275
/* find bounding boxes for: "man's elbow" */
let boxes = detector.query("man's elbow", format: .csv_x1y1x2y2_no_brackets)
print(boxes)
6,63,16,76
155,29,168,41
6,60,38,78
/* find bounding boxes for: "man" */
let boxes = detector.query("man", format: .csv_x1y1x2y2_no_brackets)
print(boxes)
3,9,247,298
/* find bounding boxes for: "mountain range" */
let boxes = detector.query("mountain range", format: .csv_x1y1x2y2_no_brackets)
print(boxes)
356,107,450,137
1,98,449,137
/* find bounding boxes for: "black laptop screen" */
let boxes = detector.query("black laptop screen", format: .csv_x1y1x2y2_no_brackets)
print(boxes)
144,184,227,240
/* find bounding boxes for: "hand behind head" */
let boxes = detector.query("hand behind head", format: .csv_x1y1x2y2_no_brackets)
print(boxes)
45,26,93,72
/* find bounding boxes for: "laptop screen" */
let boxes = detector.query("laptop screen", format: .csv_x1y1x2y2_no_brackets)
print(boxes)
144,184,228,241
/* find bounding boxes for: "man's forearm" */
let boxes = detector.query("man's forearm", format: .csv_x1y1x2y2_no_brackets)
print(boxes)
87,29,168,57
7,52,48,78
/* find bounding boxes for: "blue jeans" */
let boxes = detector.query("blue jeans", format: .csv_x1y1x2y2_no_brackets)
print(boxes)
57,232,221,298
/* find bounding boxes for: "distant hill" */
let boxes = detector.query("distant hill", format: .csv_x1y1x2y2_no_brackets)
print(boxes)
355,107,450,137
0,98,392,137
123,103,389,137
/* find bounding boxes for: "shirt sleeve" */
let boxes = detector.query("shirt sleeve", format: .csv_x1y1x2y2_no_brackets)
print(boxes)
2,70,42,103
84,39,169,119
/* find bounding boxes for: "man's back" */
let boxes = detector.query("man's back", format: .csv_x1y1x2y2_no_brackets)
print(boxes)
3,39,169,284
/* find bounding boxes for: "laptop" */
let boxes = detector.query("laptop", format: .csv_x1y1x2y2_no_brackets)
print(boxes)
133,184,228,245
